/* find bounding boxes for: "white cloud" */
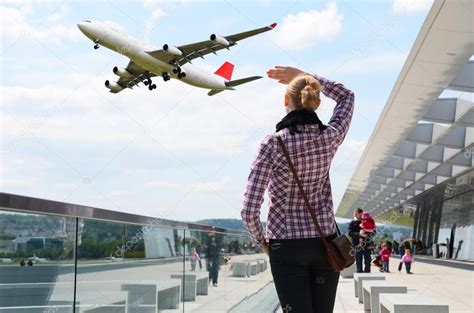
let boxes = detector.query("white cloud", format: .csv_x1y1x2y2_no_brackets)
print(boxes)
392,0,433,15
143,8,167,41
0,5,81,46
270,2,343,51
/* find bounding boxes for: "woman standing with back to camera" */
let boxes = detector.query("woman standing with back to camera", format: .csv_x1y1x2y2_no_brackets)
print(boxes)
241,66,355,313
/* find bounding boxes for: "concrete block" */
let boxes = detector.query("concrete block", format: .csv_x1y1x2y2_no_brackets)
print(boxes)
170,271,209,301
122,279,181,313
232,262,249,277
340,263,356,279
379,294,449,313
362,280,407,313
353,273,385,300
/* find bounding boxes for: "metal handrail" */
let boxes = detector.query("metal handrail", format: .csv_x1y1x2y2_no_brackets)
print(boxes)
0,192,248,235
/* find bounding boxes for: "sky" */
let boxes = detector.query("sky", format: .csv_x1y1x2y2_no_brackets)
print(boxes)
1,0,435,223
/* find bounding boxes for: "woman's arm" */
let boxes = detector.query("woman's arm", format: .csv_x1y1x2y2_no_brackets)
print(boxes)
314,74,354,146
241,135,273,248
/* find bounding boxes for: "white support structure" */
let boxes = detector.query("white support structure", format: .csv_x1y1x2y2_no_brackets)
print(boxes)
336,0,474,220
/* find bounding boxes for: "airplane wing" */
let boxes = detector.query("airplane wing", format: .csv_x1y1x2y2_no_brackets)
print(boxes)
112,61,156,93
146,23,277,67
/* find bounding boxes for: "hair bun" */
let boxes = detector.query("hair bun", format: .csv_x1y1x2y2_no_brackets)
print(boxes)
287,74,321,111
302,85,314,92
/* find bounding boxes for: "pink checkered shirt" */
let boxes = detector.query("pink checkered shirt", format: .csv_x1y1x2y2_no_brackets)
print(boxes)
241,75,355,248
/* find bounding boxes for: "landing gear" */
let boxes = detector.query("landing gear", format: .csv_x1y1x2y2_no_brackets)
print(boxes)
94,44,99,49
143,78,156,90
162,72,171,81
173,66,186,79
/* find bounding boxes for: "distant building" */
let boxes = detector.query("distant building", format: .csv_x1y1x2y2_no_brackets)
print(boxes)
10,237,63,253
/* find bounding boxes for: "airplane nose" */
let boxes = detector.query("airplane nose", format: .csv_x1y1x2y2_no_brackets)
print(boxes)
77,21,94,36
77,22,87,33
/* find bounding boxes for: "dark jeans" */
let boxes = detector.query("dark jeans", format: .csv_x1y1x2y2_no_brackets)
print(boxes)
207,258,219,284
355,248,371,273
269,235,340,313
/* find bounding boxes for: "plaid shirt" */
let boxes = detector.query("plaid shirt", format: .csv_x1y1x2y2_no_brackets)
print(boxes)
241,75,355,248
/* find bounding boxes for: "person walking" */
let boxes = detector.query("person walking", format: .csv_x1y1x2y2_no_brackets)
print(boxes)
401,248,414,274
380,243,391,273
205,236,220,286
398,240,412,272
189,247,200,271
241,66,355,313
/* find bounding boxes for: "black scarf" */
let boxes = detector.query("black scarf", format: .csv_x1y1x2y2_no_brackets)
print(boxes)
276,109,327,135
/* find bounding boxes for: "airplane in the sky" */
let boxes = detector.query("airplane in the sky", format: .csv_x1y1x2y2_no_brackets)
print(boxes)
77,20,277,96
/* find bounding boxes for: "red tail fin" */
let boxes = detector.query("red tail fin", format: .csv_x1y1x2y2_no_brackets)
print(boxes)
214,61,234,81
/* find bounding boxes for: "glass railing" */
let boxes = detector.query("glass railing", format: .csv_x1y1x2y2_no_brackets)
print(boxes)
0,193,275,313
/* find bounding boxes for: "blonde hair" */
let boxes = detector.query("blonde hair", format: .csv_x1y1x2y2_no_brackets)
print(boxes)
287,74,322,111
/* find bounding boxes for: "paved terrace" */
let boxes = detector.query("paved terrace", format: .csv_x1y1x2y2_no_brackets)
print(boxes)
334,257,473,313
3,253,472,312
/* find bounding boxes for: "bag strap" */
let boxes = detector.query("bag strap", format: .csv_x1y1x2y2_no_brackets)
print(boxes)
276,136,331,250
335,222,342,236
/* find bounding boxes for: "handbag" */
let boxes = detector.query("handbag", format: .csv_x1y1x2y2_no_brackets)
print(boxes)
276,136,355,272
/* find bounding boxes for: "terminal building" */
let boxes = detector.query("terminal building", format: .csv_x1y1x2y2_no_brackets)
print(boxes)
336,0,474,261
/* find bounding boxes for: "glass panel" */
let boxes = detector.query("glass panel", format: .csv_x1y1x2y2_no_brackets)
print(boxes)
183,230,270,312
0,210,76,313
76,219,185,313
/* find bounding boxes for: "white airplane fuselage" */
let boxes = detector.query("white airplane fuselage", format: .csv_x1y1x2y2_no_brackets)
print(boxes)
77,21,228,90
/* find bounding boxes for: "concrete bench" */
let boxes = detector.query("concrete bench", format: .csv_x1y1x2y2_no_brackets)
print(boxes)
66,290,128,313
249,260,262,273
0,282,58,308
0,282,130,313
379,294,449,313
170,271,209,301
254,258,268,272
248,262,258,276
122,279,181,313
353,273,385,300
340,263,356,278
232,262,250,277
83,299,127,313
362,281,407,313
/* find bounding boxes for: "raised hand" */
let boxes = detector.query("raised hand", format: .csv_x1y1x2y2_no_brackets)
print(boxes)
266,66,308,84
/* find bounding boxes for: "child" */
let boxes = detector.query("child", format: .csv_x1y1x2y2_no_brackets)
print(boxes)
380,243,391,273
401,249,414,274
359,211,376,246
189,247,200,271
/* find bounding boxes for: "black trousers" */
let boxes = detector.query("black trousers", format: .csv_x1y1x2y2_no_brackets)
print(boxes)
207,258,219,284
355,248,371,273
269,235,340,313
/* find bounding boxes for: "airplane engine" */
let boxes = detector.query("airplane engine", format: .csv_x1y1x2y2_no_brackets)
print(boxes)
105,80,123,92
113,66,133,78
162,44,182,56
210,34,229,46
